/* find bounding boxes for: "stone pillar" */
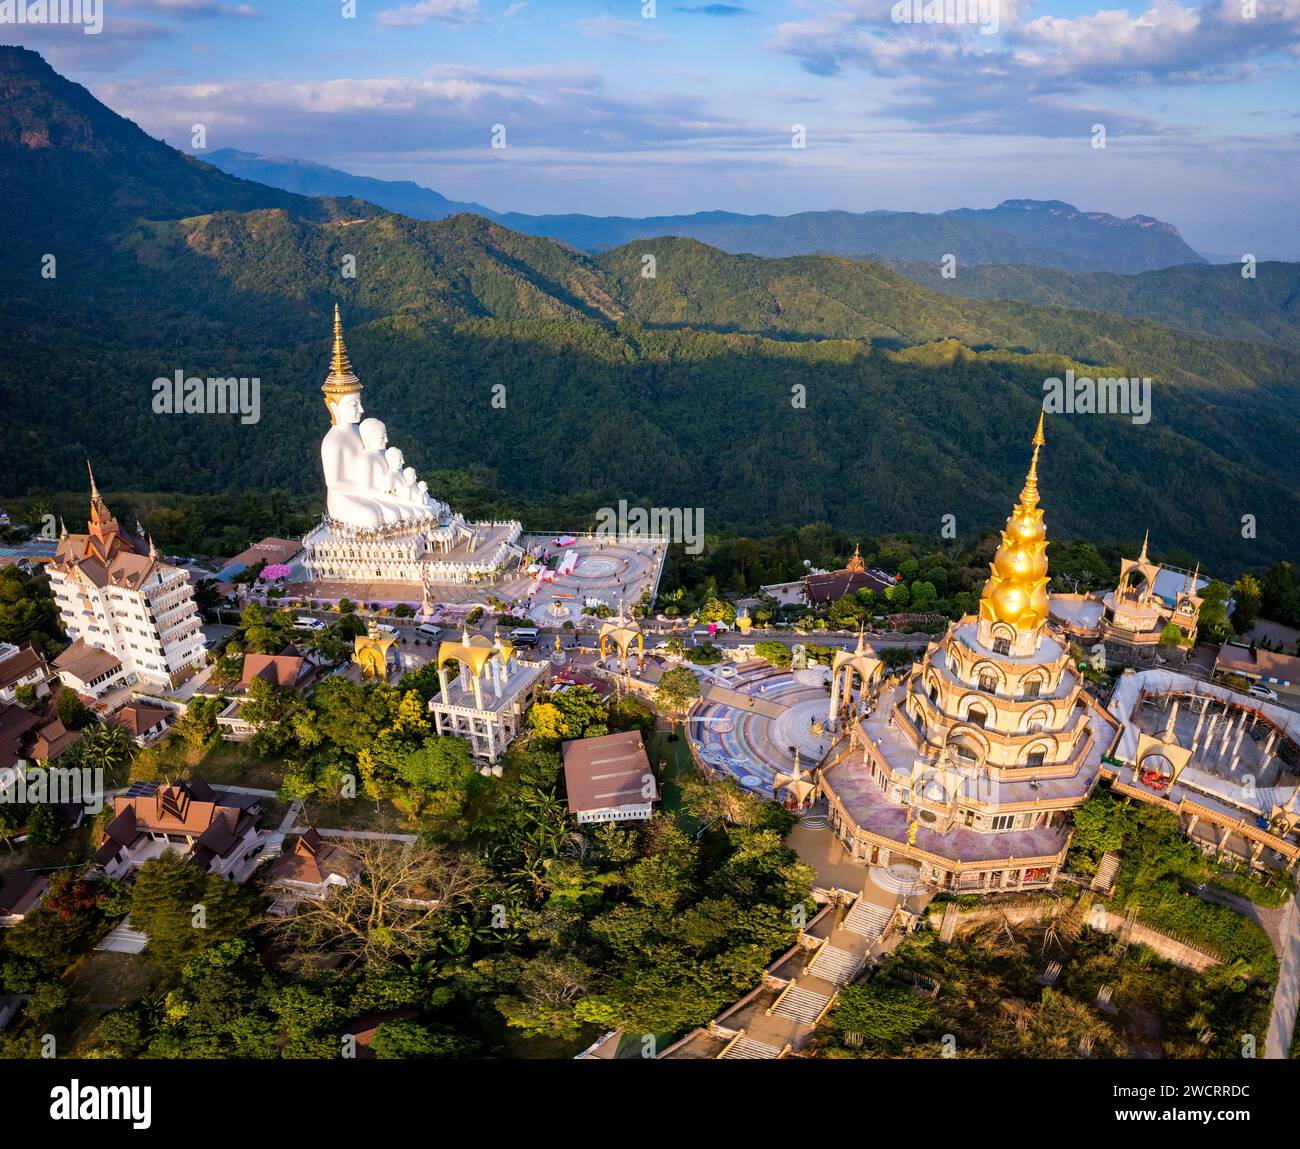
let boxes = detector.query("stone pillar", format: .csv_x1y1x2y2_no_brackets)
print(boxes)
472,673,484,710
1231,710,1248,756
828,669,841,725
1192,697,1208,742
438,666,451,700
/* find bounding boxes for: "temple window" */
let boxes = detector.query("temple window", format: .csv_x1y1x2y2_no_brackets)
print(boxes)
967,705,988,728
992,814,1016,831
993,636,1010,655
978,670,998,694
1026,749,1046,769
1022,679,1042,699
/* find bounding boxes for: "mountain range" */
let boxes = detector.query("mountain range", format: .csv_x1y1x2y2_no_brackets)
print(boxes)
206,148,1205,274
2,46,1297,573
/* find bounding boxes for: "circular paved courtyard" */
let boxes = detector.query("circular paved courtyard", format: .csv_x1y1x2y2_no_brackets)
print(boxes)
690,662,837,795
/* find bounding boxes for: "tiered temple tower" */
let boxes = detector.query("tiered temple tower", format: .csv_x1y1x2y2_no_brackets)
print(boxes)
820,414,1119,893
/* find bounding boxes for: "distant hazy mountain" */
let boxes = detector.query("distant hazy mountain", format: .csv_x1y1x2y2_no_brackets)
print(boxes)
944,200,1204,274
201,148,1202,274
205,148,499,222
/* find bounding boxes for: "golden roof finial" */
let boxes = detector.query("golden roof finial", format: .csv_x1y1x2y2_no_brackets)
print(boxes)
87,459,99,499
321,304,362,422
330,303,352,377
1138,528,1150,564
1019,410,1046,509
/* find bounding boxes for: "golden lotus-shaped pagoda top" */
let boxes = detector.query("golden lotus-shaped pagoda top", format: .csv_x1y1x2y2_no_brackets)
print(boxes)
980,412,1051,634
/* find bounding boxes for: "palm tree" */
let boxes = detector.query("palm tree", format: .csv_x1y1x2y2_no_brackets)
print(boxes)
79,723,132,784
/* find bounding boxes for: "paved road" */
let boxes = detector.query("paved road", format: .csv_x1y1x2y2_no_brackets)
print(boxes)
1266,895,1300,1058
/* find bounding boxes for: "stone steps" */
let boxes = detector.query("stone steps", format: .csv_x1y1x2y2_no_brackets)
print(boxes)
770,984,832,1026
843,897,894,941
719,1034,785,1059
807,942,862,986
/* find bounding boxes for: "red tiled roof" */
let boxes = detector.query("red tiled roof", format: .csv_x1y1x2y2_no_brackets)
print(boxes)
240,653,305,689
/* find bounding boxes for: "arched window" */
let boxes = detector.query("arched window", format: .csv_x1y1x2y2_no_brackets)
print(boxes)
1022,679,1042,700
967,705,988,729
929,681,939,704
1026,748,1046,769
993,636,1011,655
954,744,976,762
979,670,998,694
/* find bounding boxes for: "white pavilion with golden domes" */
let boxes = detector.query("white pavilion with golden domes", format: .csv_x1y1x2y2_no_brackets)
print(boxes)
819,414,1120,893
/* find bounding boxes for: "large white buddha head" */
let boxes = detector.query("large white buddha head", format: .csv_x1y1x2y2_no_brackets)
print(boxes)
359,418,388,451
328,392,364,427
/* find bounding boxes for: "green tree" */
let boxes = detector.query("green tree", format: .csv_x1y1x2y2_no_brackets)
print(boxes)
655,667,700,721
1231,574,1262,633
129,852,257,972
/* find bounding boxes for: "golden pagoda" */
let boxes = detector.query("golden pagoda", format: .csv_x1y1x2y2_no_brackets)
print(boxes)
816,409,1120,897
979,411,1050,650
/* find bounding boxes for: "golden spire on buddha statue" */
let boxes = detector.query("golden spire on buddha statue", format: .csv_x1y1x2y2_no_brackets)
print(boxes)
321,303,362,417
979,412,1051,635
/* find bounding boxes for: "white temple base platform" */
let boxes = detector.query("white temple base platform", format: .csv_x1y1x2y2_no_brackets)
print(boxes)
302,517,524,586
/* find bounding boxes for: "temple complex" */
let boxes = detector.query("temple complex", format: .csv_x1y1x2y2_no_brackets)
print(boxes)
300,307,524,589
1050,533,1206,668
819,415,1121,893
46,467,206,690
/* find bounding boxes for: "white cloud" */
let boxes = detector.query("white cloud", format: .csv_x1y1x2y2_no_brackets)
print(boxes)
375,0,481,29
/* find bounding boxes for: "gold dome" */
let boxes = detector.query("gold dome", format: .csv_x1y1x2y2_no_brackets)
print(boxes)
980,412,1050,633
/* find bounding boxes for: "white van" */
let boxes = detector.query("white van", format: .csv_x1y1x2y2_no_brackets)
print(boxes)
510,627,540,647
295,616,326,631
416,624,442,640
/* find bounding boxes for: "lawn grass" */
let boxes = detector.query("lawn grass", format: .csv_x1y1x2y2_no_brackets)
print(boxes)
61,951,169,1055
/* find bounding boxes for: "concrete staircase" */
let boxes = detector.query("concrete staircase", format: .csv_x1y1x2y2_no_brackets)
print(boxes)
770,983,832,1025
807,941,862,986
719,1033,786,1059
1092,851,1122,895
842,896,894,942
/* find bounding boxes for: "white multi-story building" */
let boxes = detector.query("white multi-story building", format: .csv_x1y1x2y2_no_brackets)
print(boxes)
46,466,207,691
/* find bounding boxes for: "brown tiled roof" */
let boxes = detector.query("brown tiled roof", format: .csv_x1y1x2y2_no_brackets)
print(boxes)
0,870,48,917
803,567,894,604
0,704,43,768
1216,644,1300,685
561,730,656,814
98,778,256,862
266,828,357,886
30,719,81,762
52,534,158,591
223,537,303,570
109,704,171,738
240,653,305,689
54,639,122,684
0,643,50,691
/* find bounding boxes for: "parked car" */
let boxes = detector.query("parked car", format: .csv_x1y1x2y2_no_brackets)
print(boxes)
510,627,540,647
375,623,400,638
1249,685,1279,702
295,616,326,631
416,624,442,640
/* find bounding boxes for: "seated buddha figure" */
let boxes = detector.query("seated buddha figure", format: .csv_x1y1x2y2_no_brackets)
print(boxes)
322,393,391,528
358,418,419,522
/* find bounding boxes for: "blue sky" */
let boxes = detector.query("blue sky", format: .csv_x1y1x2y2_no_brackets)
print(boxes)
8,0,1300,255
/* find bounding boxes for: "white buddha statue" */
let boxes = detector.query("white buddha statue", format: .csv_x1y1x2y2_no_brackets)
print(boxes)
320,308,396,530
359,418,415,522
